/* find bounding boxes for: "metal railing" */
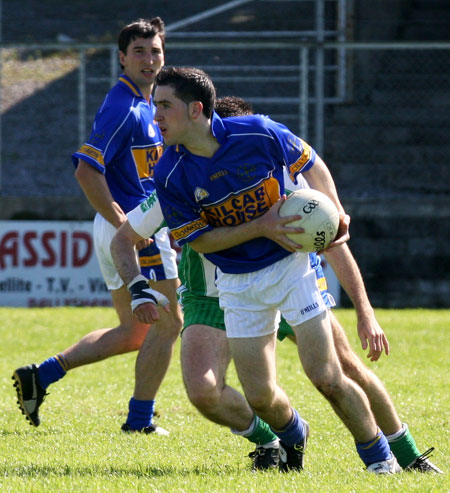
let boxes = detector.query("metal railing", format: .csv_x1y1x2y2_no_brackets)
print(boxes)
0,0,349,193
1,40,450,199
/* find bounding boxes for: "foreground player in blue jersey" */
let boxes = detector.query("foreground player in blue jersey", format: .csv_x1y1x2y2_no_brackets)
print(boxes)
109,96,441,473
12,18,182,434
151,67,401,473
112,175,441,473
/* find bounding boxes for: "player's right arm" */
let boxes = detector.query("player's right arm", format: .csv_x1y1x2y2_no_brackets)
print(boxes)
73,93,135,229
75,159,127,229
111,221,145,285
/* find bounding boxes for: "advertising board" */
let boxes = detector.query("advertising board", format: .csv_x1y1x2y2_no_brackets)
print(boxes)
0,221,111,307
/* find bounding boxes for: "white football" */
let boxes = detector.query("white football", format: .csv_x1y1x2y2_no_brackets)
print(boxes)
279,189,339,252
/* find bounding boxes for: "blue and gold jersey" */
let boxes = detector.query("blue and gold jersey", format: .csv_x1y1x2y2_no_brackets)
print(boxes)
72,74,163,213
154,112,316,274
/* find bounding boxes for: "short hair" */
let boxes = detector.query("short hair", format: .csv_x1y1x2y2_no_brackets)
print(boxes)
156,66,216,118
214,96,254,118
118,17,166,57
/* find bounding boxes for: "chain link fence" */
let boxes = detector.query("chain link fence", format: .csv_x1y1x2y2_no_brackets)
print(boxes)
1,41,449,202
324,44,450,198
1,40,449,307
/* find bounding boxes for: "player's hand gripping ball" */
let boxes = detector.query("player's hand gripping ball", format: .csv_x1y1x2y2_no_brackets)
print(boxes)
279,189,339,252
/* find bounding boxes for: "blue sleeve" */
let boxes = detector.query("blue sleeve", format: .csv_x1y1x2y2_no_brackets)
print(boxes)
72,98,132,173
265,117,317,184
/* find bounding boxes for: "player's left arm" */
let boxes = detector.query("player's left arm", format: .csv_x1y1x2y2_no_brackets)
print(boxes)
110,221,169,324
154,153,303,254
190,195,305,254
302,155,350,247
324,243,389,361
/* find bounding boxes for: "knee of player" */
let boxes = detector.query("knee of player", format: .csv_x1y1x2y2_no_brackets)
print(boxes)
339,355,367,384
244,386,276,413
154,313,183,338
171,309,184,333
186,380,223,411
306,366,344,396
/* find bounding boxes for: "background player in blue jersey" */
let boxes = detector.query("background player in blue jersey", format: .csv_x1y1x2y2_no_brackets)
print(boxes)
12,18,182,435
151,67,402,473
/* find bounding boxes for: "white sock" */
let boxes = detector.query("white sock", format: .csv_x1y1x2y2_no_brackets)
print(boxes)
231,416,257,436
386,422,407,442
262,438,279,449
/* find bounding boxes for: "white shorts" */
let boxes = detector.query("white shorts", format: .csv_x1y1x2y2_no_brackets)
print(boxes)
93,213,178,291
216,252,327,338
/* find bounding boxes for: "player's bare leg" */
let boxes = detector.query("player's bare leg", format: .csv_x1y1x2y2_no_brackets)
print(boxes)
227,332,293,429
181,324,253,429
133,278,183,400
287,311,441,471
182,324,283,470
287,311,402,435
294,311,378,442
228,331,310,471
12,285,148,427
329,312,441,472
328,311,402,435
61,285,149,368
293,311,400,471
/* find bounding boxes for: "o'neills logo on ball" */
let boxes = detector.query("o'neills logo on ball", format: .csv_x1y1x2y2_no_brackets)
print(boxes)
302,199,320,215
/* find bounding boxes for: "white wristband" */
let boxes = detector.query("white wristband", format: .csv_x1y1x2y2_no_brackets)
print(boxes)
127,274,148,291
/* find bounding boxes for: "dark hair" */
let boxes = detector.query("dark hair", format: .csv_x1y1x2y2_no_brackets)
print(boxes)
118,17,165,64
156,66,216,118
214,96,253,118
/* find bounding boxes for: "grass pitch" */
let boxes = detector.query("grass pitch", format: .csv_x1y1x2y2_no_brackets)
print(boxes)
0,307,449,492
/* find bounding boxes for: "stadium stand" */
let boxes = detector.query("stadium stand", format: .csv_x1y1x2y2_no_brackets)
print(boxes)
1,0,449,306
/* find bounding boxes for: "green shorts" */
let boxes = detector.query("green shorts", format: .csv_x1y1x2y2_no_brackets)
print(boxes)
278,317,295,341
179,290,295,340
179,291,226,331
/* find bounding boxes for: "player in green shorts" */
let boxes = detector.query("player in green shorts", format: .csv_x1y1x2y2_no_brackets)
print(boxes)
109,97,441,473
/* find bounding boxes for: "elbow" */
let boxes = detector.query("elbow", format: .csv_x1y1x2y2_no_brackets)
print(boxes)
75,159,96,185
189,238,210,254
74,164,89,186
74,165,82,184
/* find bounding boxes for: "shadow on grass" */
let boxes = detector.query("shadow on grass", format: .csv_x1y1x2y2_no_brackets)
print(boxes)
0,463,241,478
0,428,82,437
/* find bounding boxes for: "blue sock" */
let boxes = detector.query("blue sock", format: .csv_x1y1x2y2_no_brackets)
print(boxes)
270,408,305,446
125,398,155,430
37,354,68,389
356,430,392,466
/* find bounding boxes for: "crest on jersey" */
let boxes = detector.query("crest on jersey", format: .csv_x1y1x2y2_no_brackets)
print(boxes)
194,187,209,202
236,163,257,182
148,124,156,138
